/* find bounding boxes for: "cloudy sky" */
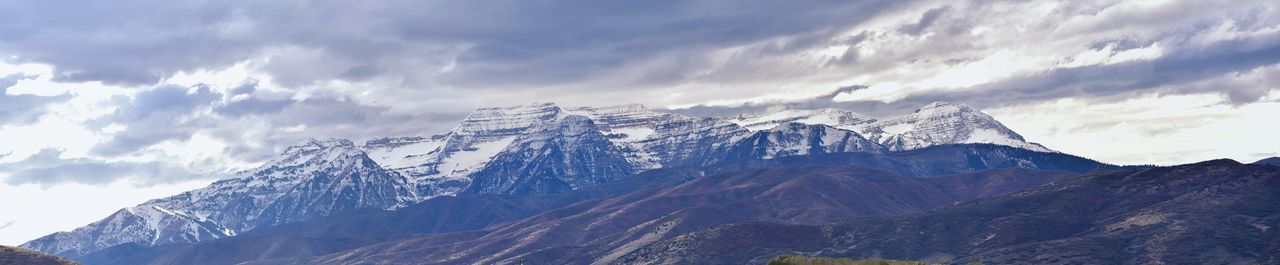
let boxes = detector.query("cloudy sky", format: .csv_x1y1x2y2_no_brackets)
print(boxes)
1,0,1278,245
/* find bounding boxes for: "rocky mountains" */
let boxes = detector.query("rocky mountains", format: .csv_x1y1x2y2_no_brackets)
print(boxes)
19,101,1273,264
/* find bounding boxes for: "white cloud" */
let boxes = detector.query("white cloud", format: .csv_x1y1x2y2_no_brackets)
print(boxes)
988,93,1280,165
0,117,103,163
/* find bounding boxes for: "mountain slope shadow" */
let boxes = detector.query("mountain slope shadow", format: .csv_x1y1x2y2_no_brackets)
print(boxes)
619,160,1280,264
0,246,78,265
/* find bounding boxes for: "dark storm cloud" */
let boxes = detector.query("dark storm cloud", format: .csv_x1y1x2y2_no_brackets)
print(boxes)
0,149,197,186
0,74,71,124
0,0,905,88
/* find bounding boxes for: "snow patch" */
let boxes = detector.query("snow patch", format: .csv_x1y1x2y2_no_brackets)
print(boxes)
364,138,446,171
881,123,914,135
964,128,1009,144
609,127,656,143
440,136,517,176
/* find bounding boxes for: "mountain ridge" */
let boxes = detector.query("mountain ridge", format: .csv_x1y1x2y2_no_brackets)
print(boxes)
23,101,1067,259
111,144,1116,265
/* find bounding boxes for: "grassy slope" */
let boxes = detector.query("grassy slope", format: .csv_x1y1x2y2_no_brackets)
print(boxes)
0,245,78,265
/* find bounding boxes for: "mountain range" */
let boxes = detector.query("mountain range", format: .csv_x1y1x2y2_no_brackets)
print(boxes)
21,101,1273,264
23,101,1049,258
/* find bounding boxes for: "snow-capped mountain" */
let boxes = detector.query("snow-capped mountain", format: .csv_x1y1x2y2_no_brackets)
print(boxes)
857,102,1052,152
730,108,876,132
464,115,637,195
564,104,673,168
729,102,1051,152
23,138,415,257
361,103,567,198
724,123,887,160
24,101,1053,259
638,115,753,167
20,206,230,258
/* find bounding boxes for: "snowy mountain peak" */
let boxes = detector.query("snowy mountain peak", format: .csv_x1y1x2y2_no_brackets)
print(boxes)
474,102,560,112
22,134,418,258
859,102,1052,152
730,108,877,132
21,205,231,258
269,138,365,171
28,101,1061,259
567,103,647,113
281,137,353,154
727,122,886,160
463,114,637,195
363,135,440,149
918,101,964,109
454,102,564,137
911,101,981,117
564,104,669,129
564,104,672,144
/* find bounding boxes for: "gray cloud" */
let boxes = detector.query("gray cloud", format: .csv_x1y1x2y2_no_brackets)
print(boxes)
0,1,916,181
5,82,467,185
668,82,995,119
0,74,71,124
0,1,256,85
0,149,199,186
899,6,950,36
0,0,905,89
90,85,222,156
213,82,293,117
3,0,1278,184
672,2,1280,118
206,96,468,162
664,85,917,118
83,81,469,170
882,31,1280,109
674,32,1280,118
